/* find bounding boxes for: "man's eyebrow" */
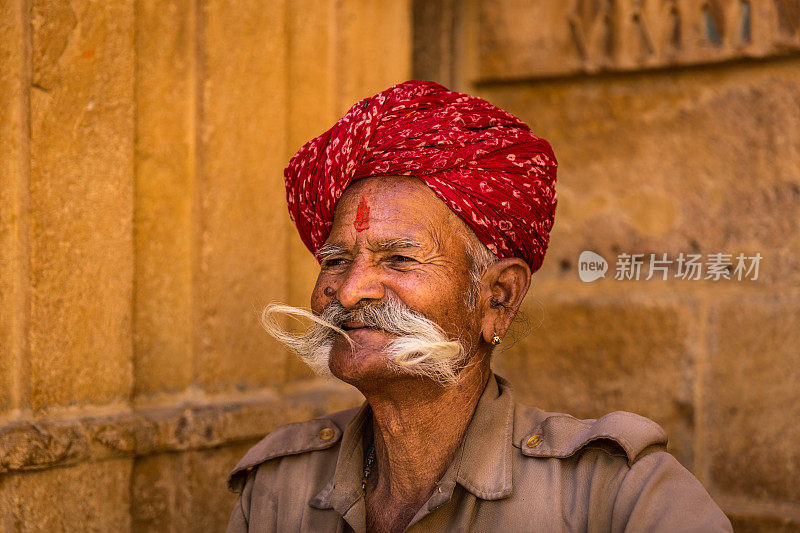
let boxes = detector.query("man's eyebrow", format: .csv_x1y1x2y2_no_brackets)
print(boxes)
315,238,422,260
371,238,422,252
315,244,348,260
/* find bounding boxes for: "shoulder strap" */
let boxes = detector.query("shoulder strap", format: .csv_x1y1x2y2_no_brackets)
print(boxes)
518,410,668,465
227,406,360,492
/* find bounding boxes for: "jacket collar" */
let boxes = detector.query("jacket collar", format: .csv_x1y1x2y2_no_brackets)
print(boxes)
309,372,516,516
309,400,371,514
452,373,514,500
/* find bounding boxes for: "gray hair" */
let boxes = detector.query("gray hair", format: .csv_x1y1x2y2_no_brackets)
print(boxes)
463,232,498,309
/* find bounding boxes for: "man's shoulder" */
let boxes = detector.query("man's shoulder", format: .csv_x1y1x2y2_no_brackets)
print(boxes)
511,401,668,466
505,400,731,530
227,405,362,493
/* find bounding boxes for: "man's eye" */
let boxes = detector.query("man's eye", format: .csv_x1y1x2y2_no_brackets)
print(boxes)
388,255,415,264
322,258,349,269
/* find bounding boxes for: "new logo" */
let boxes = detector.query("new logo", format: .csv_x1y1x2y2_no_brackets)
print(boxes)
578,250,608,282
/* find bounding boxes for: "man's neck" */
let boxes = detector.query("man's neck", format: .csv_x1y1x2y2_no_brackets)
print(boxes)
357,357,491,533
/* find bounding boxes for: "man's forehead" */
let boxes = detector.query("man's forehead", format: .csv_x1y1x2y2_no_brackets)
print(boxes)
324,209,438,250
324,176,458,250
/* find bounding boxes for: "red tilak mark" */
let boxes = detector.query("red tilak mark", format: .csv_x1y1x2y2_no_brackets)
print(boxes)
353,196,370,232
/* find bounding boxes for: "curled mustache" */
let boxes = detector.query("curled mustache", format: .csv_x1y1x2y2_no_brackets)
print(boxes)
261,299,467,385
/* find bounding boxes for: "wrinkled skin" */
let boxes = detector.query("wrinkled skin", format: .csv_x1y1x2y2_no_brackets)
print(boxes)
310,176,531,533
311,176,483,386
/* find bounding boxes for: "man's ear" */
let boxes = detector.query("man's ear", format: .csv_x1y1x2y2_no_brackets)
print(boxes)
479,257,531,344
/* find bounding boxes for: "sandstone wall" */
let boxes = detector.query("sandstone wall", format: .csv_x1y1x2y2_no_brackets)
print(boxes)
0,0,409,530
415,0,800,530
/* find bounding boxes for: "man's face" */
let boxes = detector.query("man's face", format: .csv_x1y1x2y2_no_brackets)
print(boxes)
310,176,481,384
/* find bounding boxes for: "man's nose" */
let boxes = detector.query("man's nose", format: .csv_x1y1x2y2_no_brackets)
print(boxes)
336,257,385,308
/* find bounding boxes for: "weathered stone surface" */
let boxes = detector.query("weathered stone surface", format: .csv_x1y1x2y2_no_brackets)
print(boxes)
477,0,800,80
0,412,150,473
131,453,177,532
131,382,360,454
0,380,361,473
0,0,27,415
197,0,290,393
180,445,252,531
729,515,800,532
706,296,800,502
0,474,10,529
132,443,252,532
412,0,458,86
479,60,800,286
1,458,132,531
0,421,89,472
494,294,698,468
85,414,138,455
333,0,412,115
133,0,196,398
28,0,135,411
287,0,336,151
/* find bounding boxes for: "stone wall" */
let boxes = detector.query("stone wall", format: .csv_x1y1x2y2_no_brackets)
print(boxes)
415,0,800,530
0,0,409,530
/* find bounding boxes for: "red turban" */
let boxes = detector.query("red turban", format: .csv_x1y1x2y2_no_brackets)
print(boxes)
284,80,557,272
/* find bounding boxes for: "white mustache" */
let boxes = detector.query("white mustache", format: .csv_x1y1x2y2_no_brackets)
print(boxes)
261,299,467,385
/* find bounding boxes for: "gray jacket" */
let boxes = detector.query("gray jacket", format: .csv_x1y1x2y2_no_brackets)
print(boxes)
227,374,732,532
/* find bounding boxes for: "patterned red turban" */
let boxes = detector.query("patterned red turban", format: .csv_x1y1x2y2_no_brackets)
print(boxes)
284,80,557,272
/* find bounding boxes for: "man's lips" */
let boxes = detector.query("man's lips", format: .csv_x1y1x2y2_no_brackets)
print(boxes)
339,321,396,336
341,321,369,331
335,322,396,350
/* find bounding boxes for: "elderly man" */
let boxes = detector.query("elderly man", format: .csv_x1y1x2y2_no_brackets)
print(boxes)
226,81,731,532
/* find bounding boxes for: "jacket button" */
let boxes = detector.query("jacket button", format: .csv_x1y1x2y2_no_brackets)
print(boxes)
319,427,334,441
526,434,543,448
